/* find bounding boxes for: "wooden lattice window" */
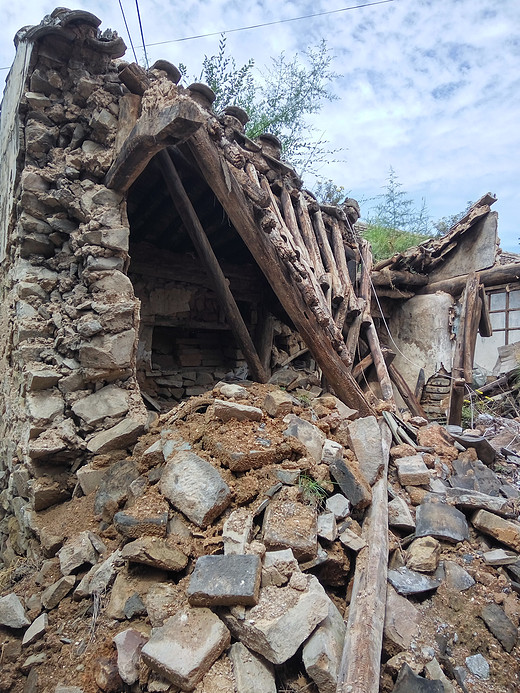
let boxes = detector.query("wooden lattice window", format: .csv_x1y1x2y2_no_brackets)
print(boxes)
488,285,520,345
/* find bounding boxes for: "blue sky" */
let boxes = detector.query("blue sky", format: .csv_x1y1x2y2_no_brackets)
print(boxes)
1,0,519,252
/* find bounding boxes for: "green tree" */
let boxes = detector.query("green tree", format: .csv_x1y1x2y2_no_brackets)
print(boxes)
195,37,341,175
363,167,432,260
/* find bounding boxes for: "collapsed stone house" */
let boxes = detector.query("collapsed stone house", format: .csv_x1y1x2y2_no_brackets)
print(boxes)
0,8,519,565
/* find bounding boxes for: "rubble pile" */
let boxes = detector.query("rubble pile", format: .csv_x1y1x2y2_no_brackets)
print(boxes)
0,380,519,692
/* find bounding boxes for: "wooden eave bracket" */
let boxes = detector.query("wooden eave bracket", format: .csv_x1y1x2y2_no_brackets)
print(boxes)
105,98,206,192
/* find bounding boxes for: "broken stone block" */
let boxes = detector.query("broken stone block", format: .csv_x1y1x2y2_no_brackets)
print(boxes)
262,495,317,561
221,575,330,664
317,512,338,542
223,509,254,555
446,488,517,518
339,528,366,552
22,612,48,646
393,663,444,692
0,593,30,629
347,415,384,486
26,390,64,431
329,456,372,510
93,656,123,692
87,418,145,455
228,642,276,693
113,495,169,539
481,603,518,652
321,438,343,465
141,607,230,689
387,566,441,596
406,537,441,573
424,658,455,693
388,496,416,531
384,586,421,656
94,459,139,522
79,329,135,370
187,554,261,606
465,653,489,679
76,463,107,496
471,509,520,551
160,450,231,527
283,415,325,462
443,560,475,592
262,549,300,587
302,599,345,693
113,628,148,685
120,537,188,572
26,368,60,391
72,384,129,426
415,499,469,543
218,383,248,399
75,550,122,598
325,493,350,519
483,549,518,565
263,389,293,418
58,531,100,575
29,477,71,511
41,575,75,610
213,399,263,423
395,456,431,486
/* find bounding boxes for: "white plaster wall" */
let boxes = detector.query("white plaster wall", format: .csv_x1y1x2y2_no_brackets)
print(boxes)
388,292,455,394
0,40,33,263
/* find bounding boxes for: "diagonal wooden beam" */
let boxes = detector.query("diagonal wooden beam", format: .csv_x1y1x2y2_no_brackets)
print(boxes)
186,128,374,416
157,149,268,383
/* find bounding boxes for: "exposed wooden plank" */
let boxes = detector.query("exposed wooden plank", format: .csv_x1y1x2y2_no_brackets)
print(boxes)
389,362,427,418
186,128,374,416
422,262,520,296
296,192,328,287
371,269,429,287
157,148,268,384
478,284,493,337
337,421,392,693
312,210,344,304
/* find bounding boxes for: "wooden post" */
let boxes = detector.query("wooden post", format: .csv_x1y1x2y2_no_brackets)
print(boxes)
296,193,328,287
157,149,268,383
337,421,392,693
312,210,344,304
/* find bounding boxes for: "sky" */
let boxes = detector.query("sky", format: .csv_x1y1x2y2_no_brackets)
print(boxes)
1,0,519,252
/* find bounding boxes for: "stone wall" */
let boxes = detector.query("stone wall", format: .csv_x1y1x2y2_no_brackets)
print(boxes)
0,11,148,565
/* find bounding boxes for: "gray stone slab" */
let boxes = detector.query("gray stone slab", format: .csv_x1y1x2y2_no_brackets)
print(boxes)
87,417,145,455
187,554,261,606
481,603,518,652
160,450,231,527
443,561,475,592
303,599,345,693
415,499,469,543
228,642,276,693
424,658,456,693
446,487,517,518
393,663,444,692
141,607,230,689
22,612,48,646
465,653,489,679
72,384,129,426
94,459,139,522
283,415,325,463
0,593,30,629
384,586,421,656
41,575,75,610
387,567,441,596
317,512,338,542
483,549,518,565
222,575,331,664
339,528,366,552
388,497,416,531
325,493,350,519
347,415,384,486
58,531,100,575
329,456,372,510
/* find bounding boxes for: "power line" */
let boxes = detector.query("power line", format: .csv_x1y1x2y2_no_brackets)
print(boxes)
134,0,150,68
118,0,138,63
140,0,395,48
0,0,394,72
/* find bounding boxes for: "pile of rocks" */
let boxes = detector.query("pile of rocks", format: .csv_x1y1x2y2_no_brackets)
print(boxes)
0,380,519,692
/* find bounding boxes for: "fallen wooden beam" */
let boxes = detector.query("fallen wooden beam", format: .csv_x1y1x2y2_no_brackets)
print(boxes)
388,362,427,418
337,421,392,693
157,148,268,384
371,269,428,287
422,262,520,296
